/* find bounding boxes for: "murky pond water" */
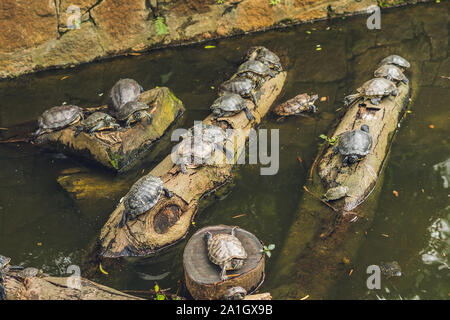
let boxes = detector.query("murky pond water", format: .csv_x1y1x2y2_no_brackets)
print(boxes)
0,2,448,299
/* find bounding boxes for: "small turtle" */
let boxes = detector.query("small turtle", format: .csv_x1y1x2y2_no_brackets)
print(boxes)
244,46,282,72
204,227,248,281
380,261,402,278
34,105,84,138
0,255,11,300
74,112,121,137
16,267,42,279
173,136,231,174
374,64,409,84
223,286,247,300
119,175,173,228
236,60,275,84
109,78,143,112
323,185,349,201
344,78,399,106
211,93,255,122
116,101,152,128
273,93,318,116
220,77,259,107
378,55,410,69
333,125,373,167
181,123,230,145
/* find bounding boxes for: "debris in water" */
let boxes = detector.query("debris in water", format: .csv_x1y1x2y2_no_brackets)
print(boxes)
393,190,399,197
60,76,69,80
232,213,246,219
99,263,109,275
429,124,435,129
300,294,309,300
204,45,216,49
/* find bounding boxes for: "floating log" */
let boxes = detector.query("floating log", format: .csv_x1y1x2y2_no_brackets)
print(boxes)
183,225,265,300
3,273,142,300
99,71,287,258
270,81,411,299
35,87,185,172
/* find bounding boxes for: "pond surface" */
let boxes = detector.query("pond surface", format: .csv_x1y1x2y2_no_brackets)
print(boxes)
0,2,448,299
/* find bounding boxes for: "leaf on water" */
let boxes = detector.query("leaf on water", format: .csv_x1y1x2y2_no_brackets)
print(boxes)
154,283,160,293
349,269,354,276
300,294,309,300
316,47,322,51
232,213,246,219
381,233,389,238
320,96,327,102
99,263,109,275
204,45,216,49
392,190,399,197
37,242,42,246
60,76,69,80
297,156,303,163
429,124,435,129
306,31,312,34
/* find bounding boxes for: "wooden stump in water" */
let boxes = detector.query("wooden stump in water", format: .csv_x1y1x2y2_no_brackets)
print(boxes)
183,225,265,300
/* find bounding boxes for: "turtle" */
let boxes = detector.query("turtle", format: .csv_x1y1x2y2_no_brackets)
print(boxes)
116,101,152,129
236,60,275,85
204,227,247,281
34,105,84,138
181,123,231,145
119,175,173,228
273,93,318,116
244,46,282,72
323,185,349,201
378,55,410,69
16,267,42,279
74,112,121,137
374,64,409,84
211,92,255,122
344,78,399,106
223,286,247,300
380,261,402,278
333,125,373,167
0,255,11,300
109,78,143,112
173,135,232,174
219,77,259,107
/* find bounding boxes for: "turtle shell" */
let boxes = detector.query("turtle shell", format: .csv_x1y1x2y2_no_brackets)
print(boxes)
337,129,373,157
244,46,281,69
0,255,10,269
359,78,397,97
81,112,115,129
324,186,348,201
379,55,410,68
175,136,216,168
123,175,164,218
17,267,41,279
38,105,83,131
182,123,229,145
220,77,256,96
211,93,247,114
116,101,149,120
374,64,408,83
223,286,247,300
273,93,318,116
207,233,247,267
110,78,143,111
237,60,273,77
380,261,402,278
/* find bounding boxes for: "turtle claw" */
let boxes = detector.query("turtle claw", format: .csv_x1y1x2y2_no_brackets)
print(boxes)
163,187,173,198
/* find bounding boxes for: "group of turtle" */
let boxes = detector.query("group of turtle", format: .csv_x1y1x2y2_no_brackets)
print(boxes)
33,78,153,139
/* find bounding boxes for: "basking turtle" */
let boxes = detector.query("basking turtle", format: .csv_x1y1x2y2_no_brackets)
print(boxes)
223,286,247,300
378,55,410,69
119,175,173,228
0,255,11,300
204,227,247,281
109,78,143,112
220,77,259,107
34,105,84,138
273,93,318,116
380,261,402,278
74,112,121,137
323,185,348,201
333,125,373,167
244,46,282,72
374,64,409,84
173,135,232,174
16,267,42,279
116,101,152,128
236,60,275,84
181,123,230,145
211,93,255,122
344,78,399,106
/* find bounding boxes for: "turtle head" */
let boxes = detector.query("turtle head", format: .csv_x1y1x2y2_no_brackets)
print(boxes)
361,124,369,133
230,258,244,270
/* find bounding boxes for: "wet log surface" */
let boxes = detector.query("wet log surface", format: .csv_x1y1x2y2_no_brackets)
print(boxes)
271,81,411,299
99,71,287,258
183,225,265,300
35,87,185,172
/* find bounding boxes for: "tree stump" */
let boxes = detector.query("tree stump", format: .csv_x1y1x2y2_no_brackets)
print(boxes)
183,225,265,300
35,87,185,172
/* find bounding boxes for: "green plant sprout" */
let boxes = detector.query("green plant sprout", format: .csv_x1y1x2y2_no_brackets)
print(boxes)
319,134,339,146
154,283,166,300
260,244,275,258
270,0,281,5
155,17,169,36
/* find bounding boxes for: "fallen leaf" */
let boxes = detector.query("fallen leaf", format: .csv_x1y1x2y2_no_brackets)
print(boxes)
421,189,425,193
320,96,327,102
99,263,109,275
297,155,303,163
349,269,354,276
306,31,311,34
232,214,246,219
300,294,309,300
204,45,216,49
37,242,42,246
429,124,435,129
316,47,322,51
393,190,399,197
60,76,69,80
128,52,142,56
381,233,389,238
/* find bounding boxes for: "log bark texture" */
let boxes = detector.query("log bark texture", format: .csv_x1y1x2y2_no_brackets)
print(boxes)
35,87,185,172
99,71,287,258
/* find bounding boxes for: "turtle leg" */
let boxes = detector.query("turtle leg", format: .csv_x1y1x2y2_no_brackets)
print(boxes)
231,226,237,236
268,70,276,78
112,123,122,132
0,284,6,300
74,126,84,137
204,231,212,244
88,122,105,136
163,187,173,198
332,146,339,155
402,77,409,84
386,75,393,82
33,128,43,138
220,266,228,281
180,162,188,174
344,93,360,106
342,156,349,167
118,210,128,228
250,92,258,107
143,111,153,125
370,97,381,105
243,107,256,121
348,155,359,165
392,88,399,96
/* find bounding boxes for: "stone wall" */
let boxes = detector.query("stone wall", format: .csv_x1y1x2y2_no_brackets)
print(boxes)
0,0,426,78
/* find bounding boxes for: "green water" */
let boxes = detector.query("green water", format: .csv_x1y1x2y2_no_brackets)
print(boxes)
0,2,448,299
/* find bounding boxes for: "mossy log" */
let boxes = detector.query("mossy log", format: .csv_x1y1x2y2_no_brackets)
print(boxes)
99,71,287,258
271,82,411,299
3,274,142,300
35,87,185,172
183,225,265,300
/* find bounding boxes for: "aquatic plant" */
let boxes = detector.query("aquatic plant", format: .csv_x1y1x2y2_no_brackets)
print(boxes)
155,17,169,36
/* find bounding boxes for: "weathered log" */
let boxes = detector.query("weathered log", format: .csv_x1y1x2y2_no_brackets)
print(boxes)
99,71,287,258
183,225,265,300
270,81,411,299
35,87,185,172
3,274,143,300
244,293,272,300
